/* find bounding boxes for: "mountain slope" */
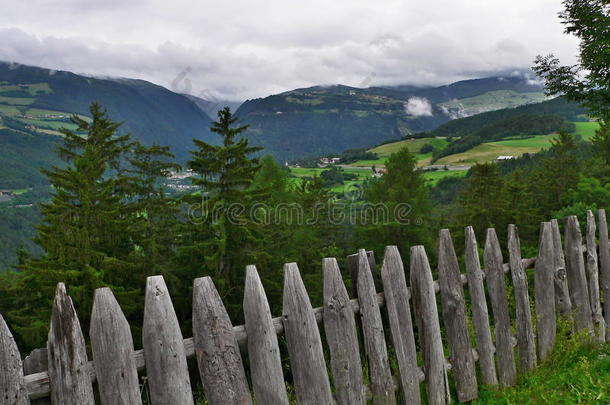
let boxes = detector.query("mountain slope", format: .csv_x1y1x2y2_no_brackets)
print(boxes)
0,62,217,162
236,76,545,161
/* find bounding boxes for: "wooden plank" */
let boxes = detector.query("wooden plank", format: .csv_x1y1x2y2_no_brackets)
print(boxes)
143,276,194,405
507,225,537,372
464,227,498,386
46,283,94,405
323,258,366,405
356,249,396,405
243,265,289,405
282,263,333,405
551,219,572,315
484,229,517,387
564,216,594,332
410,245,450,405
599,209,610,342
193,277,252,405
586,211,606,342
535,222,557,361
0,313,29,405
347,250,377,298
90,288,142,405
379,246,421,405
437,230,478,402
23,348,49,405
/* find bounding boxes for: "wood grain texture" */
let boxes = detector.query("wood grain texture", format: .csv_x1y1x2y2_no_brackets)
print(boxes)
22,349,49,404
243,266,289,405
535,222,557,361
564,216,594,332
143,276,194,405
323,258,366,405
551,219,572,315
586,211,606,342
193,277,252,405
508,225,537,372
356,249,396,405
599,209,610,341
282,263,333,405
484,229,517,387
464,227,498,386
46,283,94,405
347,250,377,298
0,313,29,405
437,230,478,402
410,246,450,405
90,288,142,405
379,246,421,405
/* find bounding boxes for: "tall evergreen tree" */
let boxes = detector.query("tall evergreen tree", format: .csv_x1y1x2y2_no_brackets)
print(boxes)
8,104,138,349
177,107,263,316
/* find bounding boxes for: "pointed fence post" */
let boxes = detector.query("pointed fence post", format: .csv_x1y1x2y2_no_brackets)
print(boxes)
535,222,557,361
243,266,289,405
0,313,29,405
464,227,498,386
323,258,366,405
437,230,478,402
143,276,194,405
357,249,396,405
46,283,94,405
410,246,450,405
347,250,377,298
282,263,333,405
599,209,610,341
551,219,572,315
484,229,517,387
90,288,142,405
565,216,594,333
193,277,252,405
507,225,537,372
586,211,606,342
379,246,421,405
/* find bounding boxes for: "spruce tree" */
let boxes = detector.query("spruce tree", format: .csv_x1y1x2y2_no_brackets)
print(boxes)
9,103,137,349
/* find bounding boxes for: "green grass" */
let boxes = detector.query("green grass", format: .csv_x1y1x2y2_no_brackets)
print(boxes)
473,328,610,404
574,121,600,139
0,96,35,105
422,169,468,185
369,137,448,158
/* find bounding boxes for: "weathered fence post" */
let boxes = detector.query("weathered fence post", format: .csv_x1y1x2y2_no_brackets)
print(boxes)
282,263,333,405
323,258,366,405
551,219,572,315
464,227,498,385
535,222,557,361
484,229,517,386
356,249,395,405
143,276,194,405
90,287,142,405
437,230,478,402
243,265,289,405
599,209,610,341
508,225,537,372
565,216,594,333
46,283,94,405
586,211,606,342
0,313,29,405
347,250,377,298
23,348,49,405
379,246,421,405
410,245,450,405
193,277,252,405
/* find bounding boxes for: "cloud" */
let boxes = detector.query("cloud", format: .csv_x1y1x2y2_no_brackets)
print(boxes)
405,97,433,117
0,0,579,100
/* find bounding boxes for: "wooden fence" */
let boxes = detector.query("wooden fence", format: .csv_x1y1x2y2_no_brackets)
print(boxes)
1,210,609,404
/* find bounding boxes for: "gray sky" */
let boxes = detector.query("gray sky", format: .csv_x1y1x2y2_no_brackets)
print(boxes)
0,0,578,101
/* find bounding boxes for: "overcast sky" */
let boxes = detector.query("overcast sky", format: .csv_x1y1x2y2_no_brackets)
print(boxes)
0,0,579,101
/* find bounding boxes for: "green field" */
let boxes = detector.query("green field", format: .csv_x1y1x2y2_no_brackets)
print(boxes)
422,169,468,185
573,121,599,139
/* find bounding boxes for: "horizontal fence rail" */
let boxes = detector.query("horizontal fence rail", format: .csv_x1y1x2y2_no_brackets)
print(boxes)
1,210,609,404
